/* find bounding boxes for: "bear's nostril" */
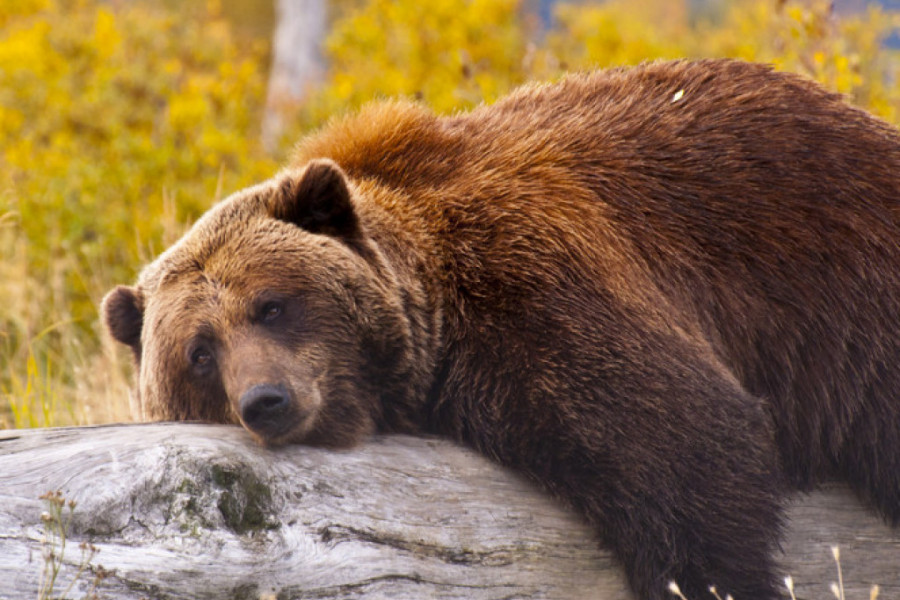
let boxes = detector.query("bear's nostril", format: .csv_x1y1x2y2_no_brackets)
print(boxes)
259,395,285,410
239,384,291,433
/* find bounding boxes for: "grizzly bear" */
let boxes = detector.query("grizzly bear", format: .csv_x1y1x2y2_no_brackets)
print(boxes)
102,59,900,600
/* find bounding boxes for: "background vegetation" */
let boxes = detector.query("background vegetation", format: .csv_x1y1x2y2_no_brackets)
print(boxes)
1,0,899,428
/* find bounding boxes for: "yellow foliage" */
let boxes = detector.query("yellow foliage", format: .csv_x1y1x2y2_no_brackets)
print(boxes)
310,0,900,125
549,0,691,69
312,0,533,118
700,0,900,121
0,0,275,426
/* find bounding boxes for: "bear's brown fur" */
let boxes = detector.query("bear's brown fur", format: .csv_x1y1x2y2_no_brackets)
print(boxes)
103,59,900,600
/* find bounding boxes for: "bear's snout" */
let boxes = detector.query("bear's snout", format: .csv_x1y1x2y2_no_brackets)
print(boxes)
239,383,295,436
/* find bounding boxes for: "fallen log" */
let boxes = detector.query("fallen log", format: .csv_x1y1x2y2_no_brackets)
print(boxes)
0,423,896,600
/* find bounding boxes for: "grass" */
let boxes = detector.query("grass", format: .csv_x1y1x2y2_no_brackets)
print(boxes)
667,546,881,600
1,332,134,429
0,0,275,430
38,490,111,600
0,216,134,429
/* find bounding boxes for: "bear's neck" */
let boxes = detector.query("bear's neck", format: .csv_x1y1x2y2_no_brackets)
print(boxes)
354,191,449,435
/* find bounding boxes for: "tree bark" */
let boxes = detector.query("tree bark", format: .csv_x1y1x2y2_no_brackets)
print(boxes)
0,424,897,600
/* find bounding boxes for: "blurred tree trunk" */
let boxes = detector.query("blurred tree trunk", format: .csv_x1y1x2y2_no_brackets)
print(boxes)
262,0,327,152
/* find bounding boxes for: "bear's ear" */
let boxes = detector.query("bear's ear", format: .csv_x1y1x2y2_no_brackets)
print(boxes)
102,285,143,351
271,159,360,240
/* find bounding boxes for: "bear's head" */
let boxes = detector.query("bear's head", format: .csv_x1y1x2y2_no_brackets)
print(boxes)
102,159,424,447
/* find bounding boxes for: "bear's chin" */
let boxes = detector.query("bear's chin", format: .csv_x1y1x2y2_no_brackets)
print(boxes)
240,413,318,448
242,411,376,449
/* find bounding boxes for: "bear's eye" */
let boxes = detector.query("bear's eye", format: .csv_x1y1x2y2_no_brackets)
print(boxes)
190,346,214,370
260,301,283,324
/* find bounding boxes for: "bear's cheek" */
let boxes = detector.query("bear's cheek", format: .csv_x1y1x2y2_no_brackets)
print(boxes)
305,400,376,448
294,371,378,448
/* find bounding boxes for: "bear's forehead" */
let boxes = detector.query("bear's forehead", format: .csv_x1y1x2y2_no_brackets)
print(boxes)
145,223,326,293
150,272,226,316
142,235,343,319
152,263,277,305
142,272,269,343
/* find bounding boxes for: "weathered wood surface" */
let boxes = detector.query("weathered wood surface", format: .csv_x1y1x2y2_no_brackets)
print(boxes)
0,424,897,600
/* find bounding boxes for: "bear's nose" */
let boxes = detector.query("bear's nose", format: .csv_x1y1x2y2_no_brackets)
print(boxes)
239,384,292,434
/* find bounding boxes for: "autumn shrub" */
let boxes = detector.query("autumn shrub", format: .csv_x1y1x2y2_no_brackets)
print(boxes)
548,0,900,122
312,0,900,123
705,0,900,122
0,0,276,426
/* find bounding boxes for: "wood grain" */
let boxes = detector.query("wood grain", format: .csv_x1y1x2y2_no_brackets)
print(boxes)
0,423,896,599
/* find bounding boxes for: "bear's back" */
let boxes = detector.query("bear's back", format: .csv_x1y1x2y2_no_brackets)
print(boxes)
296,59,900,488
